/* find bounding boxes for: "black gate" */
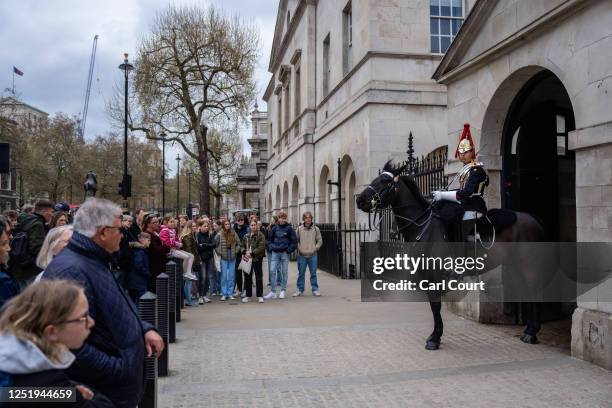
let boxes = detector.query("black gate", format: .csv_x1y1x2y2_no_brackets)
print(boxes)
379,133,448,242
317,133,447,279
318,223,371,279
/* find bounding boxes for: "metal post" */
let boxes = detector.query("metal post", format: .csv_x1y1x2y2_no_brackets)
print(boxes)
165,261,177,343
327,158,343,277
161,133,166,215
138,292,158,408
187,171,192,204
176,155,181,217
155,273,169,377
118,53,134,207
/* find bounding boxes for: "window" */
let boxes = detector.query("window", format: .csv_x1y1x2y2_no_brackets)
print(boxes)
343,2,353,75
284,79,291,132
294,66,301,118
277,95,282,142
322,34,331,97
430,0,464,54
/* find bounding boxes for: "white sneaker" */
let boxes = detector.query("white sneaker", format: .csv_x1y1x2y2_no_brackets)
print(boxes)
229,295,235,300
279,290,285,299
258,297,264,303
203,296,211,303
198,297,204,305
233,290,240,297
292,291,303,297
220,296,227,301
242,297,250,303
313,290,321,297
241,290,246,298
184,272,198,281
264,291,276,299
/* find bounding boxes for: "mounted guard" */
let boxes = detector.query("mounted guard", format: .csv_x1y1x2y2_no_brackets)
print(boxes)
432,124,489,241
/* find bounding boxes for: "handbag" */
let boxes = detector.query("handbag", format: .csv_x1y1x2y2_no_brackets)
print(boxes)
213,251,221,271
238,237,253,274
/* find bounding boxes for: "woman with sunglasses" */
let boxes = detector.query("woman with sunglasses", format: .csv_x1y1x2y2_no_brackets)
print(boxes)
0,279,114,406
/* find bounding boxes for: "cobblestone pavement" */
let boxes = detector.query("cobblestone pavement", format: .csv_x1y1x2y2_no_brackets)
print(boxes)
159,263,612,408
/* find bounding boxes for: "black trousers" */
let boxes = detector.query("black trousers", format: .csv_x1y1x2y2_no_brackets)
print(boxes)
244,259,263,298
234,251,243,292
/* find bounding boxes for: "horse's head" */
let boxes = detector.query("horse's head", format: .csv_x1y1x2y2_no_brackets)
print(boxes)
356,161,407,213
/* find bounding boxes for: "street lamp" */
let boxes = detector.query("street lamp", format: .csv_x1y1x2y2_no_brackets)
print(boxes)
118,53,134,206
160,132,166,215
186,171,192,203
176,154,181,216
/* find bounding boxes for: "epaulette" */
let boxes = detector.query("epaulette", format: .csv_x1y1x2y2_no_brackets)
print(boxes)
470,160,484,168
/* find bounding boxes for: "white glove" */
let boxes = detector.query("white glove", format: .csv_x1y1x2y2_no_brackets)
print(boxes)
433,191,459,203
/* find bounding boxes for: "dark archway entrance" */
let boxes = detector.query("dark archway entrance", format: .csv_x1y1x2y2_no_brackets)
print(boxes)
502,70,576,323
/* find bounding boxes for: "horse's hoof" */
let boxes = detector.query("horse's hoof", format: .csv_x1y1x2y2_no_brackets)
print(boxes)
520,333,539,344
425,340,440,350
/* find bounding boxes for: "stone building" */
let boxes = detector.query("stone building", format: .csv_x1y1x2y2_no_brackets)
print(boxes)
431,0,612,370
262,0,468,226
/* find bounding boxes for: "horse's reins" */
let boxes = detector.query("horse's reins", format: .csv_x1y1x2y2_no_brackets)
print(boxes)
365,172,434,240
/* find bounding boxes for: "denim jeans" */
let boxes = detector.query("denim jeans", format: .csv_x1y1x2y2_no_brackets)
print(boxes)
269,251,289,293
183,280,196,305
220,258,236,296
296,255,319,293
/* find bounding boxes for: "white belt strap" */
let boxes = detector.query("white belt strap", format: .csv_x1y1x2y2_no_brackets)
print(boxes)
462,211,483,221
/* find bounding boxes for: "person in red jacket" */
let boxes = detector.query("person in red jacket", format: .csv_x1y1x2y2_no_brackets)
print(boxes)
159,215,196,280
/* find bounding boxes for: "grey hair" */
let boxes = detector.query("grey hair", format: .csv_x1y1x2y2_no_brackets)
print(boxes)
73,198,122,238
36,225,73,270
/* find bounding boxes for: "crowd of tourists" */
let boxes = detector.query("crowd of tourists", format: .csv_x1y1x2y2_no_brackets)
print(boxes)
0,198,323,407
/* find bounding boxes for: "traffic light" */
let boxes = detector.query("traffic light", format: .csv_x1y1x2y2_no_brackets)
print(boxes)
118,174,132,199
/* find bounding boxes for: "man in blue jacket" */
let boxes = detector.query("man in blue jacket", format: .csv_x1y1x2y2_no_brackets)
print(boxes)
43,198,164,408
264,211,297,300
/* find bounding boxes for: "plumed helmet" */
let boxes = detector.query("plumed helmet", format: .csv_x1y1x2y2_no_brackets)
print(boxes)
455,123,476,158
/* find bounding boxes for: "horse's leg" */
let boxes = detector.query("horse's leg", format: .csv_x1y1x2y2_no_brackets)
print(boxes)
426,296,443,350
520,302,541,344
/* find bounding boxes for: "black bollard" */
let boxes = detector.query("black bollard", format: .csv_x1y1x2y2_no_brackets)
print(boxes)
139,292,158,408
155,273,170,377
166,261,177,343
174,258,182,322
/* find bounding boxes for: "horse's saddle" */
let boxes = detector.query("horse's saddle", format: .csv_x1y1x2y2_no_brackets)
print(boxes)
485,208,517,233
433,202,518,242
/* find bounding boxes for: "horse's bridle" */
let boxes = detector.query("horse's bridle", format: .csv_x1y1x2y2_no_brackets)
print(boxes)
365,172,433,240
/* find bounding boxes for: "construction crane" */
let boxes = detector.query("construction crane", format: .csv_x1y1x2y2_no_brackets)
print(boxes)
78,34,98,140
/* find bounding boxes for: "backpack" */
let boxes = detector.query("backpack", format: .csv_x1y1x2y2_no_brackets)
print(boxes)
9,217,38,269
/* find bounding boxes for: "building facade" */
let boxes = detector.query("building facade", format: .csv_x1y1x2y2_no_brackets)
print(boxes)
262,0,471,226
432,0,612,370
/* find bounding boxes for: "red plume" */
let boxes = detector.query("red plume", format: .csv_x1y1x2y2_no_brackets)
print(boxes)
454,123,475,158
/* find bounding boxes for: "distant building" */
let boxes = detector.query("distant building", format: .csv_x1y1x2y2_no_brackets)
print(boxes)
0,97,49,211
236,103,269,214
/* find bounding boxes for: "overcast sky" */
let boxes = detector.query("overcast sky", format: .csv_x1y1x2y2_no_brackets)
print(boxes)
0,0,277,173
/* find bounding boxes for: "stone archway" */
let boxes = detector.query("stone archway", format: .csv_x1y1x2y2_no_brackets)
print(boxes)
341,155,356,225
275,185,281,212
480,66,577,325
282,181,289,214
318,165,330,223
290,176,300,225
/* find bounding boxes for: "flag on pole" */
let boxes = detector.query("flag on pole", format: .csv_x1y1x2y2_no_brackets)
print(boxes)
13,67,23,76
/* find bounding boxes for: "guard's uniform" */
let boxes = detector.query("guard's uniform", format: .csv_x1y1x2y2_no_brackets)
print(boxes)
456,161,488,215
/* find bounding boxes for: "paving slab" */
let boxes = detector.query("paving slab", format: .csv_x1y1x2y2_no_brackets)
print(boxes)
159,263,612,407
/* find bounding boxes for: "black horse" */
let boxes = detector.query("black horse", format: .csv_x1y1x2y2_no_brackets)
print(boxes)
356,161,548,350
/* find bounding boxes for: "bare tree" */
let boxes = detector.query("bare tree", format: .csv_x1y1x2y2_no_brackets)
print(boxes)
126,5,259,215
